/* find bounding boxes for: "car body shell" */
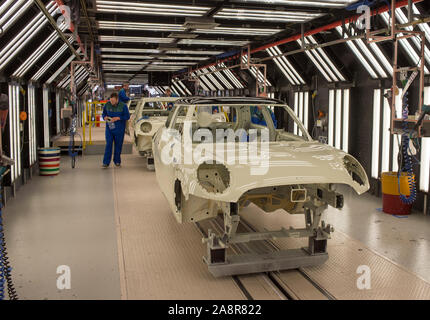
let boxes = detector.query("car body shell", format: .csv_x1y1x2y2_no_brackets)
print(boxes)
132,97,180,155
153,98,370,223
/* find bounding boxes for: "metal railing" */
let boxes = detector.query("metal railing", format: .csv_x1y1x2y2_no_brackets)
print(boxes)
82,100,107,150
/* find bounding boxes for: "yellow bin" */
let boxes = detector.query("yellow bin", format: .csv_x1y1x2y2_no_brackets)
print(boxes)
381,172,414,215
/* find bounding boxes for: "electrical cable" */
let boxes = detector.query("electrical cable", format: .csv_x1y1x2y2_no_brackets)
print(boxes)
0,170,18,300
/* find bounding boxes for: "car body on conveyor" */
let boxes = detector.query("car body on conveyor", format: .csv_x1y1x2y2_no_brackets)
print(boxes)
153,96,370,277
132,97,180,169
127,98,140,116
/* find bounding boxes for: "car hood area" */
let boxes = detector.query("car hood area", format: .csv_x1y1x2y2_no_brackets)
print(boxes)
175,140,370,203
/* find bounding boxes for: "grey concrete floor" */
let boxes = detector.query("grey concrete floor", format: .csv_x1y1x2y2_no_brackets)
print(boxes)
324,186,430,283
3,155,121,300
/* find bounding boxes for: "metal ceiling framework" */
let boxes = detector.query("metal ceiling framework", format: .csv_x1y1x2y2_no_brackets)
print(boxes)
82,0,362,87
333,4,430,79
184,0,427,86
0,0,428,95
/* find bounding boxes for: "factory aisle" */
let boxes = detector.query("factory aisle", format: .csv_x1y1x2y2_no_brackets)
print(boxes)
3,156,121,300
325,187,430,283
111,154,245,299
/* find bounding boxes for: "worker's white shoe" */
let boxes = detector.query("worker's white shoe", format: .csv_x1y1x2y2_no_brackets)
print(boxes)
115,163,121,168
101,164,109,169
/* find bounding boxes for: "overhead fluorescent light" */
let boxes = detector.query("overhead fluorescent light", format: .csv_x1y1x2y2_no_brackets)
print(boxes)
219,62,244,89
272,46,305,84
177,80,192,95
195,69,217,91
299,92,304,136
335,89,342,149
183,17,219,29
158,43,179,51
99,36,174,43
267,47,297,85
196,27,280,36
168,32,198,39
352,36,387,78
209,65,234,90
215,8,322,23
343,89,350,152
232,0,356,8
191,72,210,91
381,89,391,173
32,36,75,81
294,92,298,135
98,21,182,31
178,39,248,46
96,1,209,16
0,0,15,16
328,90,334,146
297,39,332,82
304,92,309,130
0,1,58,71
307,36,345,81
335,26,378,79
100,47,223,55
0,0,34,34
13,31,58,77
48,48,81,84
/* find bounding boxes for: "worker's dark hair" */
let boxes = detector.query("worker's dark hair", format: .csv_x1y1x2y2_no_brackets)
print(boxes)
110,92,118,99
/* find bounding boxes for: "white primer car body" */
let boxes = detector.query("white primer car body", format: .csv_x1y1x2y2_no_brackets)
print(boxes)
153,97,369,224
153,97,370,276
127,99,140,115
132,97,180,157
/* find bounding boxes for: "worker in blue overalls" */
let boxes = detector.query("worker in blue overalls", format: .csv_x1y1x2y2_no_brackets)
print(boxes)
165,88,178,111
250,106,277,128
119,82,130,104
102,92,130,168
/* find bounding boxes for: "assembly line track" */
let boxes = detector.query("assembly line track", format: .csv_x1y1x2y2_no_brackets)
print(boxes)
195,216,336,300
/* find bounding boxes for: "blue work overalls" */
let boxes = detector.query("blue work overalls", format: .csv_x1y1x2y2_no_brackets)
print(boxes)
119,88,130,104
102,101,130,166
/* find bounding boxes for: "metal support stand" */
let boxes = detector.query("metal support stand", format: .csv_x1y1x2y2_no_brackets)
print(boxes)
204,197,333,277
146,157,155,171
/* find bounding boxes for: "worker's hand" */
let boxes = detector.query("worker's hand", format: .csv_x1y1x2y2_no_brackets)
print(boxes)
112,117,121,122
